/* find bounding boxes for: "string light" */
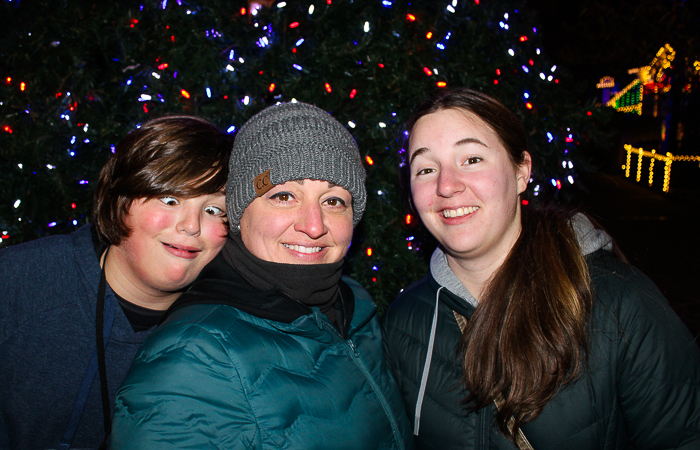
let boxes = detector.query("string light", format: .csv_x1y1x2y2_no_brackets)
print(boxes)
366,156,374,165
180,89,190,98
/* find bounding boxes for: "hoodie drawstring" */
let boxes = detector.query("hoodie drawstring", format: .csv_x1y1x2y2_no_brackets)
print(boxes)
414,286,443,436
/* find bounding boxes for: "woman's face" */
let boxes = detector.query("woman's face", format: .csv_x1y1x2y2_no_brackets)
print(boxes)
408,108,531,265
240,179,354,265
109,192,228,305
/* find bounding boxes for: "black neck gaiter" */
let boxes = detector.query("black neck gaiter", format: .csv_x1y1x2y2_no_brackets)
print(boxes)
221,234,344,327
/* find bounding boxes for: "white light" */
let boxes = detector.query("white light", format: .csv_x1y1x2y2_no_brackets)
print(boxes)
13,200,20,208
562,161,567,168
504,13,509,19
242,96,250,105
206,87,211,98
540,73,545,80
378,122,386,128
309,4,314,14
293,64,302,70
547,75,553,81
433,68,439,75
377,190,384,195
568,175,575,184
226,64,234,71
151,72,161,79
504,24,509,29
536,48,541,54
83,124,89,132
452,0,457,6
239,57,245,63
364,21,370,32
229,50,235,59
227,126,236,133
568,161,574,169
46,164,55,170
139,94,152,101
73,220,78,225
348,121,356,128
17,163,23,169
446,5,455,12
296,38,305,46
277,1,286,7
291,98,298,103
551,65,557,72
508,49,515,56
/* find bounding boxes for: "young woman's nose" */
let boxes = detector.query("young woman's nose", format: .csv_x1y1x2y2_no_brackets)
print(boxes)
294,201,327,239
436,166,466,198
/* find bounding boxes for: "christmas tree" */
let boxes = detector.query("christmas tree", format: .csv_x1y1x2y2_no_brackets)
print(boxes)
0,0,606,309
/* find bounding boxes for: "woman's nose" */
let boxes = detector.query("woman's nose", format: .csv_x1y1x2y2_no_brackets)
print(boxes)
294,201,327,239
436,166,466,198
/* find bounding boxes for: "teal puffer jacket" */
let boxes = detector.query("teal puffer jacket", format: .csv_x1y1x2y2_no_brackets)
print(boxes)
382,250,700,449
112,270,413,450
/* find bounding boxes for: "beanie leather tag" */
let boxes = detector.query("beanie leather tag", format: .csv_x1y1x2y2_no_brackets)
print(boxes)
254,169,273,197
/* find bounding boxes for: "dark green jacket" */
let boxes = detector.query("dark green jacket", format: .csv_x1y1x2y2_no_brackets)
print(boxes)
112,254,413,450
382,250,700,449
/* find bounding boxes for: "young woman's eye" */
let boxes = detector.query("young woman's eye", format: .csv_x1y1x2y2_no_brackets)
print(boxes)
270,192,294,202
464,156,482,165
415,167,435,176
204,205,225,216
159,196,180,206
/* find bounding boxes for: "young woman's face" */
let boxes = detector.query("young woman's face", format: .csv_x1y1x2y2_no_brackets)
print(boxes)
110,192,228,301
408,109,530,265
239,179,354,265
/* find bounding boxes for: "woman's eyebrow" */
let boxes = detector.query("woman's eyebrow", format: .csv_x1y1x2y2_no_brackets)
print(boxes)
409,147,429,165
409,137,489,165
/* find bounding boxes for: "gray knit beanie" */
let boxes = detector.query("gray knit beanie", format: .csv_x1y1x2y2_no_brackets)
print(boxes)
226,102,367,233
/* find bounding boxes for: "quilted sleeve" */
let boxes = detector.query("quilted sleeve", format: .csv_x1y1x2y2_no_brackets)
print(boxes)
111,320,260,450
601,260,700,449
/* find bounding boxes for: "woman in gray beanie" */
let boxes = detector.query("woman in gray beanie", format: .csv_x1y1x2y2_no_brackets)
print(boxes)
111,102,414,450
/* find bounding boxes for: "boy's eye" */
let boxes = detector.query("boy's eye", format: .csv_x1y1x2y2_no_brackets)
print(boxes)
205,205,225,216
160,196,179,206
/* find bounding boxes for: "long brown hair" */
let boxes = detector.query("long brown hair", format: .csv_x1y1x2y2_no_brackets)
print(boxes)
401,88,593,440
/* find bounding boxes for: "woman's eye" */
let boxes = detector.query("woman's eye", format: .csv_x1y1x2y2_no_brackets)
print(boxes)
160,196,179,206
415,168,435,176
464,156,482,165
324,197,347,208
271,192,294,202
205,205,225,216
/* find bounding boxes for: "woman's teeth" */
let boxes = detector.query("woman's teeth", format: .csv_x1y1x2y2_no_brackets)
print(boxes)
442,206,479,218
283,244,322,254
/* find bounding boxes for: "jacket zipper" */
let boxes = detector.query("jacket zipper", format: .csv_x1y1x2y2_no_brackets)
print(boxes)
324,321,405,450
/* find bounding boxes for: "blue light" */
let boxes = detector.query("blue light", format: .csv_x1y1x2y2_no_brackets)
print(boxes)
382,0,392,6
79,180,89,185
227,126,236,133
295,38,305,46
70,136,76,144
372,266,379,271
522,65,529,73
126,78,132,86
206,87,211,98
436,43,445,50
229,50,235,59
48,222,57,227
111,145,116,153
293,64,302,70
73,220,78,225
547,132,553,142
524,92,530,99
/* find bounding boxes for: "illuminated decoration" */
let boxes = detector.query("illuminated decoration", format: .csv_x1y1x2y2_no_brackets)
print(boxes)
290,21,299,28
623,144,700,192
423,67,432,76
349,88,357,98
324,83,332,93
366,247,373,256
406,14,416,21
268,83,275,92
405,214,412,225
426,32,432,39
3,125,12,134
603,44,675,115
437,81,447,88
365,155,374,165
180,89,190,98
157,63,169,70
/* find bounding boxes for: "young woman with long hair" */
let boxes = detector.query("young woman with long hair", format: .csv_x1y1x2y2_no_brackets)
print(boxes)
382,87,700,449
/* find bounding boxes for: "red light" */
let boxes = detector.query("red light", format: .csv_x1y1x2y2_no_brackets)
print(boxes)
292,48,297,53
325,83,332,93
327,0,331,4
158,63,169,70
181,89,190,98
290,22,299,28
521,199,529,206
71,203,77,209
407,14,416,21
268,83,275,92
372,277,377,282
426,32,433,39
378,63,384,68
166,26,169,29
132,19,138,24
493,79,499,85
55,92,62,97
20,82,26,91
171,35,175,42
259,71,264,75
556,180,562,190
224,95,228,99
519,36,527,42
366,248,373,256
437,81,447,88
565,136,573,143
240,7,246,15
496,69,501,75
143,104,148,113
525,102,533,109
475,0,479,4
3,125,12,134
5,77,11,84
555,79,559,83
405,214,412,225
423,67,432,76
365,156,374,165
529,59,534,66
587,111,592,116
349,89,357,98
